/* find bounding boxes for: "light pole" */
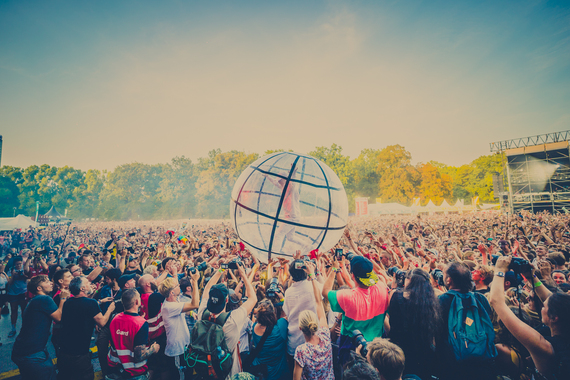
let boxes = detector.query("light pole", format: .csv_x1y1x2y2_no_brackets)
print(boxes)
35,201,40,227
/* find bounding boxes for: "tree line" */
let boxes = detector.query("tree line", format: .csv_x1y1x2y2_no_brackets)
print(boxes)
0,144,503,220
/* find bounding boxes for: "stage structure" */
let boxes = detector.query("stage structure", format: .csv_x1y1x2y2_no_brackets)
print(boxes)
490,131,570,213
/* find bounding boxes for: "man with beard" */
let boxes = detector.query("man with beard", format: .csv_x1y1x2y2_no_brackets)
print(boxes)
58,276,115,380
138,274,158,319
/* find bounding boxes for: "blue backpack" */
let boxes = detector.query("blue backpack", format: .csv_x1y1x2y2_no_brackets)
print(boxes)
446,290,497,362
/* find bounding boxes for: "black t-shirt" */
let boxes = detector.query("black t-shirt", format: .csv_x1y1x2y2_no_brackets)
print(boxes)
12,295,58,356
544,335,570,380
60,297,101,354
122,312,149,347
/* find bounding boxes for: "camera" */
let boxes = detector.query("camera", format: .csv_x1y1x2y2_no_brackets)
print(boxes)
147,244,157,253
352,330,368,356
491,255,532,274
191,261,208,273
266,278,280,298
387,267,407,288
225,258,242,270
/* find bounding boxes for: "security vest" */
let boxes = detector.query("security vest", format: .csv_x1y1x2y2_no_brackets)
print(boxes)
108,312,148,377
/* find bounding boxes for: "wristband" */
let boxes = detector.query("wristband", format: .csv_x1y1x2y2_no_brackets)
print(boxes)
218,268,225,273
308,273,315,278
534,280,543,287
333,268,341,273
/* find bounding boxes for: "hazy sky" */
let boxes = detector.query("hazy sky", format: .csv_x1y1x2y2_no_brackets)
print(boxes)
1,0,570,171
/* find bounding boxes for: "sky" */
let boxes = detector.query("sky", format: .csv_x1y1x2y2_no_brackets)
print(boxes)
1,0,570,171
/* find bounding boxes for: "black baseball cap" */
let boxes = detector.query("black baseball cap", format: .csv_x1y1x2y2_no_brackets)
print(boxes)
350,256,378,287
118,274,136,289
207,284,229,314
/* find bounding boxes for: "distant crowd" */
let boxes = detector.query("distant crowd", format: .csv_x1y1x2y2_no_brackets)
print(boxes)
1,211,569,380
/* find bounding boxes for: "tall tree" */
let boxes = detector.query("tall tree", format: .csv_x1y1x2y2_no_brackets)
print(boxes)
417,162,453,204
157,156,197,218
376,145,419,204
195,150,259,218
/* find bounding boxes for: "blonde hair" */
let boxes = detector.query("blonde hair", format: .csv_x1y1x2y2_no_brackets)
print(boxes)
298,310,319,337
367,338,405,380
158,278,177,298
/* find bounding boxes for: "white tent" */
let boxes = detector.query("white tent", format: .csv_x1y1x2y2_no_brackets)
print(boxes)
0,215,36,230
368,202,413,215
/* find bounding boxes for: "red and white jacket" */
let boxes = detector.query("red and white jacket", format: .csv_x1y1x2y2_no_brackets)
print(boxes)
143,293,165,340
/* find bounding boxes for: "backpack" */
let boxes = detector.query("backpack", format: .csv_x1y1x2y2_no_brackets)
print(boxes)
185,310,233,379
446,290,497,362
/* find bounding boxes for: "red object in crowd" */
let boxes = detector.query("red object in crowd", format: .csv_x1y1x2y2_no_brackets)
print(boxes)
239,242,245,252
309,249,318,260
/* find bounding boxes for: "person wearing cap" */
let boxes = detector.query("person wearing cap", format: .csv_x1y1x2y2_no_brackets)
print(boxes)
158,269,200,379
322,255,389,367
196,259,258,378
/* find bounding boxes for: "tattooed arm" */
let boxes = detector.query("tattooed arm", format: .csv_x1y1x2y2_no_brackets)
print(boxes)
134,342,160,362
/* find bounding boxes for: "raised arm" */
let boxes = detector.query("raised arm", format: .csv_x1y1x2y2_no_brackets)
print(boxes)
237,262,257,315
490,256,556,374
181,269,201,312
93,300,116,327
305,262,327,328
322,258,338,303
50,289,70,322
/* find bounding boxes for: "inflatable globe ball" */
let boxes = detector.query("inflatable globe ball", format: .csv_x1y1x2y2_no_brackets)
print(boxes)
230,152,348,262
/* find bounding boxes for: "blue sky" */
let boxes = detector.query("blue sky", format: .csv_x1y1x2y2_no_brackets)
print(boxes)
1,0,569,171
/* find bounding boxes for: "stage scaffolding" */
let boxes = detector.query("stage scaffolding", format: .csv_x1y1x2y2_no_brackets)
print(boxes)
490,131,570,214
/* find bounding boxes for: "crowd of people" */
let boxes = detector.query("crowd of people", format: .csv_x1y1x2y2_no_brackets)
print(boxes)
1,211,569,380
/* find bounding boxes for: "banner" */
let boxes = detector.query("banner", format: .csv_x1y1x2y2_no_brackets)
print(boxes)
355,197,369,216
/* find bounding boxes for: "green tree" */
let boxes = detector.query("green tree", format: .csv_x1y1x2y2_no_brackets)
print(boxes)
157,156,197,218
466,153,504,202
99,163,165,220
195,150,259,218
0,175,20,217
0,166,23,216
352,149,382,200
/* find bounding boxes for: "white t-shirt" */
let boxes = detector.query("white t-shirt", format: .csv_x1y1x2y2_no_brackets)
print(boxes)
162,300,190,357
283,280,323,355
197,292,248,379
